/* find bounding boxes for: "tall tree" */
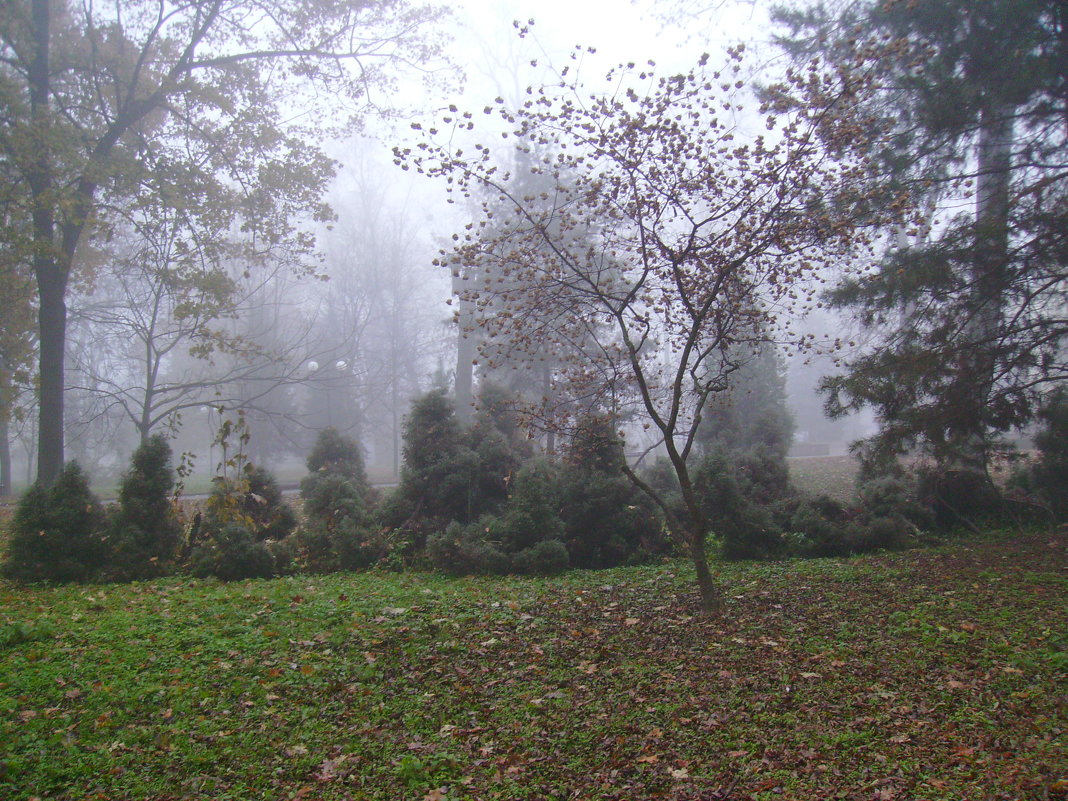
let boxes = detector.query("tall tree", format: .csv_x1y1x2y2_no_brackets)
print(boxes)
773,0,1068,475
0,156,36,495
0,0,445,484
400,46,883,612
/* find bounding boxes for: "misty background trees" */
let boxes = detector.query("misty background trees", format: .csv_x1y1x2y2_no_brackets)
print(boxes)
0,0,1064,604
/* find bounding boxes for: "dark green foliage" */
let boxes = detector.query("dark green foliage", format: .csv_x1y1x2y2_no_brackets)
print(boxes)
695,345,796,528
392,389,477,527
492,459,565,552
425,521,511,576
565,414,626,473
731,445,793,505
559,470,664,569
1027,389,1068,520
191,464,295,581
243,467,298,541
779,0,1067,472
863,516,908,552
389,388,529,540
469,425,521,514
267,536,299,576
777,493,910,558
306,427,369,490
474,382,532,455
296,517,385,574
189,523,275,581
297,428,379,572
296,469,385,574
694,451,784,561
422,460,570,577
511,539,569,576
206,466,296,543
916,468,1004,532
466,385,529,517
558,417,665,569
105,435,181,580
782,495,858,557
2,462,107,583
297,475,375,573
857,474,933,531
301,474,367,527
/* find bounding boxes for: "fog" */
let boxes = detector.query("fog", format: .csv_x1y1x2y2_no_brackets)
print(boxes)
4,0,883,491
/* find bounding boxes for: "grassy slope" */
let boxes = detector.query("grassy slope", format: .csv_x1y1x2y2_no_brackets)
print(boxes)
0,532,1065,801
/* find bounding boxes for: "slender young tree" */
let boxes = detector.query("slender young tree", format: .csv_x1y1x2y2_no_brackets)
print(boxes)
399,46,885,612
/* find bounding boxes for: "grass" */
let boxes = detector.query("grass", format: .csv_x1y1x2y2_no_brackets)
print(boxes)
787,454,860,505
1,529,1065,800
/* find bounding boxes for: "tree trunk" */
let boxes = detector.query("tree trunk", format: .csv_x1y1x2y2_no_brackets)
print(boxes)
689,533,723,614
955,102,1014,472
625,440,726,615
542,362,555,454
0,418,11,497
453,271,476,426
36,275,67,485
29,0,66,486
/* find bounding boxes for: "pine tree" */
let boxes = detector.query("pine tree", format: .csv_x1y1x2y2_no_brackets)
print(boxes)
775,0,1067,477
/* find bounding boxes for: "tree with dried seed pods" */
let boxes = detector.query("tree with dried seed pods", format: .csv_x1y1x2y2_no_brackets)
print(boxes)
397,45,894,613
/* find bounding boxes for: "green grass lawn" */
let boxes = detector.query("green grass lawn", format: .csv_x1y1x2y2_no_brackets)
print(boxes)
1,531,1065,800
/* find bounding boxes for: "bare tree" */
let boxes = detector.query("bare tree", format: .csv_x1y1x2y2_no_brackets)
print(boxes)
399,46,886,612
67,220,322,453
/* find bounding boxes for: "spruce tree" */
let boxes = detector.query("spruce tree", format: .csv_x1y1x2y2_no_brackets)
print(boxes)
775,0,1067,478
107,434,182,579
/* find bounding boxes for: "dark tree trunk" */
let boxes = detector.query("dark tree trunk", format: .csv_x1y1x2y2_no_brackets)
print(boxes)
625,442,725,615
689,533,723,614
542,362,555,455
36,282,67,484
28,0,66,486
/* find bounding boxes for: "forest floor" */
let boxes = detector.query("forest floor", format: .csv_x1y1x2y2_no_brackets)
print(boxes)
1,528,1065,800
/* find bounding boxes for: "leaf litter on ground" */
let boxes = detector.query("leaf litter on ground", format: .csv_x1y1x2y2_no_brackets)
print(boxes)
0,529,1065,800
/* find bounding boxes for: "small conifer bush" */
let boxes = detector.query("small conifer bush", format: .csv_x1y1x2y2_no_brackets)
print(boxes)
2,462,108,583
105,434,182,580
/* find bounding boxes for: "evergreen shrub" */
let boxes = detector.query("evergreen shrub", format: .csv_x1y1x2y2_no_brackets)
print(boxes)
2,462,108,583
105,435,181,580
511,539,569,576
296,427,381,572
425,520,511,576
559,415,665,569
189,522,275,580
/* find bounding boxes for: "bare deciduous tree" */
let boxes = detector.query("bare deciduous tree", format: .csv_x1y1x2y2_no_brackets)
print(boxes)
399,46,887,612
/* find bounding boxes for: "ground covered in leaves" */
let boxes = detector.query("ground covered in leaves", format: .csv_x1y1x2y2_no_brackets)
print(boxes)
1,530,1065,800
